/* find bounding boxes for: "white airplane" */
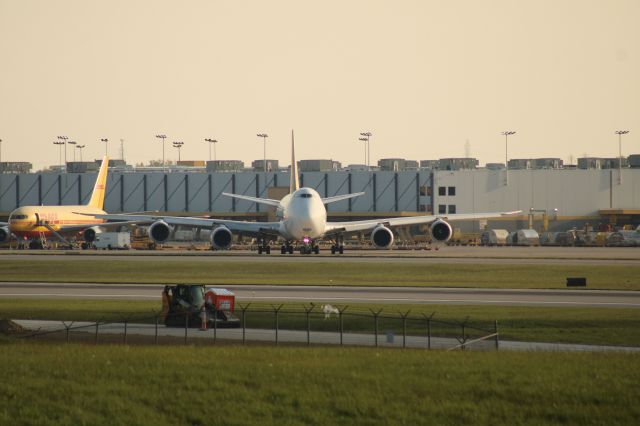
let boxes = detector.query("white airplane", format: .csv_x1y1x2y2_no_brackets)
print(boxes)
84,132,520,254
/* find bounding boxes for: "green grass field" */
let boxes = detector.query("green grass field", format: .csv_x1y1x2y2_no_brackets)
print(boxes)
0,343,638,425
3,299,639,346
1,259,640,289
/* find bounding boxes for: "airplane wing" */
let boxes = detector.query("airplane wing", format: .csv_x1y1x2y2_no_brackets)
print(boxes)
55,220,149,234
324,211,522,234
321,192,365,204
221,193,281,207
82,213,282,237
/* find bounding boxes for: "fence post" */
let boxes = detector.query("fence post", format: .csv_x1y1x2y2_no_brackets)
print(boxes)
304,304,315,346
155,313,159,345
370,309,383,347
494,320,499,351
272,304,283,346
399,310,411,348
423,312,435,350
338,306,348,346
62,321,74,344
124,319,128,345
460,316,469,351
239,303,250,345
94,321,99,345
184,312,189,345
213,305,217,344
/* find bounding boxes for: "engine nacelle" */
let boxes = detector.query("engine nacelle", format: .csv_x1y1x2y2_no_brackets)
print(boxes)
149,220,173,243
0,226,10,243
83,226,102,242
210,226,233,250
371,225,394,249
430,219,453,242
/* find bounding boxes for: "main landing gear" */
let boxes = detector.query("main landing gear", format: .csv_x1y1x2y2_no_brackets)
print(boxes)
330,235,345,255
280,243,294,255
257,237,271,254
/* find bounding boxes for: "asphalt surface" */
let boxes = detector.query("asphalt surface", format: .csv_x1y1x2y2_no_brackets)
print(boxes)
1,246,639,265
1,282,639,308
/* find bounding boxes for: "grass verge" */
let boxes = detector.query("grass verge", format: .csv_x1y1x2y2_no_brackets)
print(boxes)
0,343,638,425
3,299,639,346
1,259,640,289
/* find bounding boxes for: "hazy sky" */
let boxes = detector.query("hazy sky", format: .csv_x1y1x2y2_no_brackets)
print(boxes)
1,0,638,170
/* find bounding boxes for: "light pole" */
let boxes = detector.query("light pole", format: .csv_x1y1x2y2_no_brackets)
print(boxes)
360,132,372,168
100,138,108,157
173,141,184,162
57,136,68,171
205,138,218,161
0,138,3,168
67,141,77,162
358,137,367,165
155,134,167,171
76,144,85,162
615,130,629,185
257,133,268,194
501,131,516,185
53,141,65,171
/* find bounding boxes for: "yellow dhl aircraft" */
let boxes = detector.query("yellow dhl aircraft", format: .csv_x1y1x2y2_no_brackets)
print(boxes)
0,156,128,249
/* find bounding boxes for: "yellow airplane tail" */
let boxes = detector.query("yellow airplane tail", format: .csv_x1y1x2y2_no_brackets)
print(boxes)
87,156,109,209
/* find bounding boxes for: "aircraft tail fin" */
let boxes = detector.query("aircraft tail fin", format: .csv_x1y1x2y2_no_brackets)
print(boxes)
87,156,109,209
290,130,300,193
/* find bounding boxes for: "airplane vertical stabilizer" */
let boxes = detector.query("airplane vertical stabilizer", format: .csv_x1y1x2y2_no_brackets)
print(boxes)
87,156,109,209
289,130,300,193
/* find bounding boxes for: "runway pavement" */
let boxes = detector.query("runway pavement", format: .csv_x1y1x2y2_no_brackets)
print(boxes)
1,282,639,308
1,246,639,265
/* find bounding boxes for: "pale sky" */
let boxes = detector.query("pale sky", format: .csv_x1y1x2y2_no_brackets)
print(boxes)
1,0,638,170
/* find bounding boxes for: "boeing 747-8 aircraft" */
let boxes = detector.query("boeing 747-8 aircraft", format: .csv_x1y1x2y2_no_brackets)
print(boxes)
84,133,520,254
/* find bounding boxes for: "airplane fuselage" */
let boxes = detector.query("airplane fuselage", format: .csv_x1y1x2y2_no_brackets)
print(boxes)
8,205,106,239
276,188,327,241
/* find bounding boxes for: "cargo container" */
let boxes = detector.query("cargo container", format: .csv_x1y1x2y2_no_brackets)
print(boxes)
94,232,130,250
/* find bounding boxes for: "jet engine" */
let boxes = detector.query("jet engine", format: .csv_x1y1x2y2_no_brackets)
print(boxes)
210,226,233,250
149,220,173,243
83,226,102,242
430,219,453,242
0,226,10,243
371,225,394,249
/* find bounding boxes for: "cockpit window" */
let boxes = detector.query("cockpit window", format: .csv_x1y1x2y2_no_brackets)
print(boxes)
9,214,28,220
296,193,312,198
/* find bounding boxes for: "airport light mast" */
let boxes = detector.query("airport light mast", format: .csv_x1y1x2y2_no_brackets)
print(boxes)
360,132,372,169
100,138,108,157
76,144,85,162
615,130,629,185
358,137,367,166
205,138,218,161
173,141,184,162
155,134,167,172
53,141,65,171
57,136,68,172
257,133,268,196
501,131,516,185
0,139,3,167
67,141,77,162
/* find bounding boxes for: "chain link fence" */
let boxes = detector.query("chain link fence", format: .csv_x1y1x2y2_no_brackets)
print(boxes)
15,304,500,351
